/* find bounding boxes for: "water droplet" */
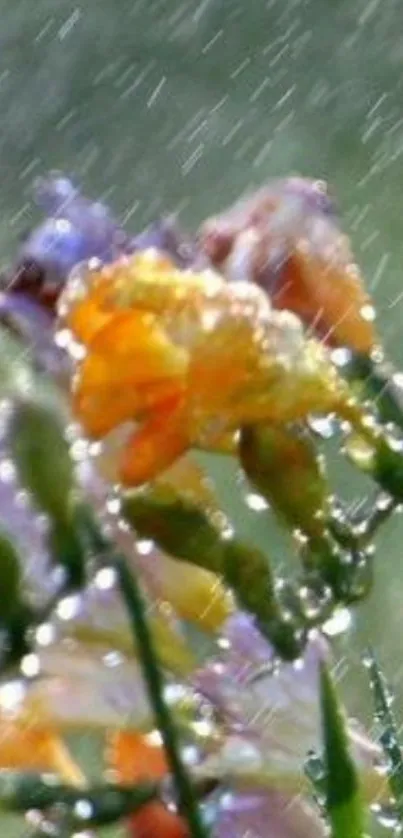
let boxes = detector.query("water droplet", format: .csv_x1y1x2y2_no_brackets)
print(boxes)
106,497,121,515
323,607,352,636
298,581,333,624
331,347,353,368
137,539,154,555
145,729,164,747
35,623,55,647
70,438,90,461
103,650,124,668
15,489,30,509
57,594,81,621
305,750,325,783
95,567,116,590
182,744,200,765
393,372,403,390
308,414,338,439
21,653,40,677
245,492,269,511
0,679,26,712
0,458,16,484
371,801,401,830
360,303,376,322
74,800,94,821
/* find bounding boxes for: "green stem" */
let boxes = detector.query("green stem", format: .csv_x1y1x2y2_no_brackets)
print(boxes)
113,555,209,838
77,506,209,838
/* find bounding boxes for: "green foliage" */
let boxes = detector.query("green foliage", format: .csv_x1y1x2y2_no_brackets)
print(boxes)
320,663,366,838
366,651,403,826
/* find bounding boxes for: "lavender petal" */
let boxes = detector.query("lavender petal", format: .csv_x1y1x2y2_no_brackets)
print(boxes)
213,790,325,838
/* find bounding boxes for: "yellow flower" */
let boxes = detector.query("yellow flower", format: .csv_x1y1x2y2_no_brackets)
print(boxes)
59,251,352,486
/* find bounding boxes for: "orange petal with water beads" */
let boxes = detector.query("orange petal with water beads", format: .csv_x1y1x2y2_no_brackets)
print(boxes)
108,730,168,782
120,395,189,486
66,285,114,345
87,310,188,383
108,731,188,838
74,378,184,440
292,242,377,352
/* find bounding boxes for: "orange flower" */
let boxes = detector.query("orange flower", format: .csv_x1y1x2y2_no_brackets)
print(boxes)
59,251,353,486
198,178,378,353
108,731,188,838
0,713,85,784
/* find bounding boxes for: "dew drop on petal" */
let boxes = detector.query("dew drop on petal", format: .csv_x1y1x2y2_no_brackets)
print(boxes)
21,653,41,678
0,679,26,713
331,347,353,368
0,458,16,484
57,594,81,620
70,438,90,461
106,496,121,515
145,729,164,747
137,539,154,555
35,623,56,646
103,650,124,668
95,566,116,590
360,303,376,322
323,607,352,636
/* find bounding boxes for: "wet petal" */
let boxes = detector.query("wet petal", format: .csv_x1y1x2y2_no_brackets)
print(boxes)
24,641,154,732
108,730,168,782
135,548,234,633
195,613,381,785
213,790,325,838
61,252,355,484
126,802,189,838
20,174,133,278
120,397,188,486
198,178,377,352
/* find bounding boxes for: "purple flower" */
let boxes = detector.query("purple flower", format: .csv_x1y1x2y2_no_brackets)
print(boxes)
193,613,383,837
9,174,204,314
17,173,133,282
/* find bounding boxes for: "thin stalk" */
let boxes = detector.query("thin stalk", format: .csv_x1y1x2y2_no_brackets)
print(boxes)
77,505,209,838
113,554,209,838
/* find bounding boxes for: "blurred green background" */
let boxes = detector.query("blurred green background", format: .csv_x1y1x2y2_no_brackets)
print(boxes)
0,0,403,834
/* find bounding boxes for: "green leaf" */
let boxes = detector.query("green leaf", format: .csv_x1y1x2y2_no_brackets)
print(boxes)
366,650,403,824
47,517,87,589
0,533,22,621
9,399,75,524
342,351,403,432
320,663,365,838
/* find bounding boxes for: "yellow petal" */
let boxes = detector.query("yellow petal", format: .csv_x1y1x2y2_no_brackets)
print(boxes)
0,718,85,784
139,550,234,632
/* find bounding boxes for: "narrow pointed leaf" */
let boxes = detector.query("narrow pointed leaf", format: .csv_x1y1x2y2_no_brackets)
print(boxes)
366,650,403,823
320,662,365,838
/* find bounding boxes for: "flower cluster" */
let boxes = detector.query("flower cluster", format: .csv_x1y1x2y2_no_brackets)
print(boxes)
0,171,399,838
58,249,354,486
